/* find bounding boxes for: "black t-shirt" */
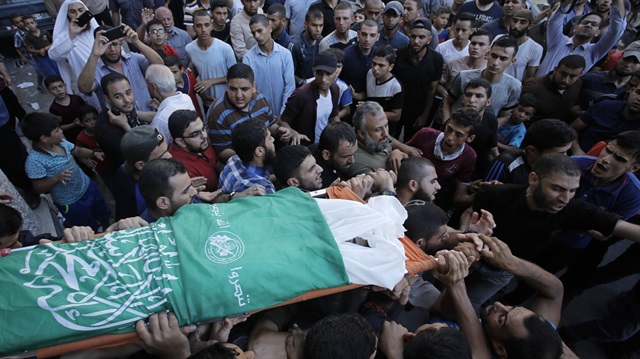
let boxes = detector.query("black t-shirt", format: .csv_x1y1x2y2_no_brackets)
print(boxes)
484,149,530,185
211,25,231,45
472,184,621,261
469,110,498,179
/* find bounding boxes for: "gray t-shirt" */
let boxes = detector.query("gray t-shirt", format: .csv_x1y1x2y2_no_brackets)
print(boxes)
449,68,521,116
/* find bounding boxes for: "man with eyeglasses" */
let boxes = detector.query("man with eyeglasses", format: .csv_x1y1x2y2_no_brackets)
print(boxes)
77,24,164,112
169,110,219,192
535,0,625,76
145,65,196,144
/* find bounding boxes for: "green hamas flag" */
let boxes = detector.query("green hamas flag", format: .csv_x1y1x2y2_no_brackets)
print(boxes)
0,187,349,355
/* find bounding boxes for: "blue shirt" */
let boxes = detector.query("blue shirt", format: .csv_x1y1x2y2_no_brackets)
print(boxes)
274,29,292,48
556,156,640,248
25,140,90,205
93,52,152,111
376,30,410,50
579,71,626,108
497,122,526,148
218,155,276,194
480,17,508,39
0,95,10,128
243,41,296,115
579,100,640,152
291,32,322,80
340,44,376,93
166,27,194,67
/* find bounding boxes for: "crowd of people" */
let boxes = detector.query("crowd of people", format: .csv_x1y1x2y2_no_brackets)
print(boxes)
1,0,640,356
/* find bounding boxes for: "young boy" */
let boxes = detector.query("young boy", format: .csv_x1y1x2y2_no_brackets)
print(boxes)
46,75,86,142
497,93,537,151
23,14,60,81
324,48,352,119
11,14,40,90
432,6,450,43
354,9,365,24
21,112,111,231
146,19,179,59
75,105,115,192
164,55,202,118
352,45,404,137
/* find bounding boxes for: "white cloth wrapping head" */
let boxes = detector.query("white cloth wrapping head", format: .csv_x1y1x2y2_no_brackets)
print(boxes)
315,196,408,290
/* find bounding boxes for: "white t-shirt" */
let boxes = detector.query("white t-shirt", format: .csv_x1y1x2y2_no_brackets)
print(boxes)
436,39,470,63
315,92,333,143
495,35,543,81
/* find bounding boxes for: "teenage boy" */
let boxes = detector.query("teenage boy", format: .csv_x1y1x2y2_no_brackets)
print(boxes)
211,0,231,45
146,19,179,58
75,105,114,193
164,56,202,118
497,93,537,151
46,75,85,142
21,112,110,231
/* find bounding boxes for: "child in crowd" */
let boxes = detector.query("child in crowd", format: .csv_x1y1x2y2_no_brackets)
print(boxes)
432,6,451,43
75,105,115,194
318,48,352,120
21,112,111,231
497,93,537,151
146,19,179,59
46,75,86,143
10,14,41,91
23,14,60,80
164,55,202,117
354,9,365,24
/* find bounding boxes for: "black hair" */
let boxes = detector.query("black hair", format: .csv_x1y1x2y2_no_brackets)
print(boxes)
250,13,270,27
373,45,396,64
522,119,575,151
20,112,60,142
21,14,35,22
325,48,345,64
396,157,435,190
360,19,379,31
232,119,267,162
404,326,472,359
335,2,353,12
44,75,64,89
613,130,640,164
404,202,449,246
188,342,238,359
193,9,210,19
146,18,164,32
492,34,518,56
169,110,201,141
274,145,312,185
449,107,481,136
557,54,586,70
164,55,183,69
503,315,563,359
211,0,228,11
433,6,451,16
318,121,357,153
469,28,493,43
532,152,581,179
305,7,324,22
0,204,22,239
267,3,286,17
77,104,99,120
100,72,131,97
304,314,377,359
456,12,476,28
464,78,492,98
138,158,188,210
227,63,255,83
518,93,538,109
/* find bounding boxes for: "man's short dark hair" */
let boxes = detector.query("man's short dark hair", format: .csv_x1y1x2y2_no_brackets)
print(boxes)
404,202,449,245
305,7,324,22
449,107,481,136
250,14,269,27
404,326,472,359
518,93,538,109
267,3,287,17
232,119,267,162
469,28,493,43
360,19,379,32
100,72,131,97
20,112,60,142
77,104,99,119
0,204,22,239
146,18,163,32
211,0,228,11
522,119,575,151
169,110,200,141
456,12,476,28
335,2,353,12
373,45,396,64
325,48,345,64
396,157,435,190
193,9,210,19
318,121,357,153
274,145,312,185
44,75,64,88
304,314,377,359
464,78,492,98
138,158,187,210
532,152,581,179
503,315,563,359
613,130,640,164
188,342,238,358
227,63,255,84
164,55,183,69
557,54,586,70
492,35,518,56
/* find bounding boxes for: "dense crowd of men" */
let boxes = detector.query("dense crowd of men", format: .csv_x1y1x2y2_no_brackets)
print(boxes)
1,0,640,356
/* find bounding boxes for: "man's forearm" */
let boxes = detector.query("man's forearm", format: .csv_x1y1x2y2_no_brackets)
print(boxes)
420,82,438,118
77,54,100,94
503,256,563,302
449,284,491,359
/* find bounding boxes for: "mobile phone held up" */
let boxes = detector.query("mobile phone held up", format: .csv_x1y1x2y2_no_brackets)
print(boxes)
103,25,125,42
76,11,94,27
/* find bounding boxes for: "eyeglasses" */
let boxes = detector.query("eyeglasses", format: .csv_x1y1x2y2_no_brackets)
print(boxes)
182,126,208,139
149,29,166,35
580,20,600,27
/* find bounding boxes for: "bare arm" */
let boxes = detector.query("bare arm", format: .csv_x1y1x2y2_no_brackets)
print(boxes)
570,117,588,155
523,66,538,81
612,219,640,244
385,109,402,122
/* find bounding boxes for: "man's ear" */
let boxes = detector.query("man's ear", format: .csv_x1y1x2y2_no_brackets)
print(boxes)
630,163,640,173
511,57,517,64
466,134,476,143
321,149,331,161
175,137,187,149
254,145,265,159
286,177,300,188
408,179,419,192
415,238,426,250
134,160,145,172
357,128,366,141
156,196,170,210
528,170,539,187
486,98,492,107
39,135,48,144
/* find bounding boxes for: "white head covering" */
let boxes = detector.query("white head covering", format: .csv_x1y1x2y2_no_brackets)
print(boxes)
49,0,99,96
